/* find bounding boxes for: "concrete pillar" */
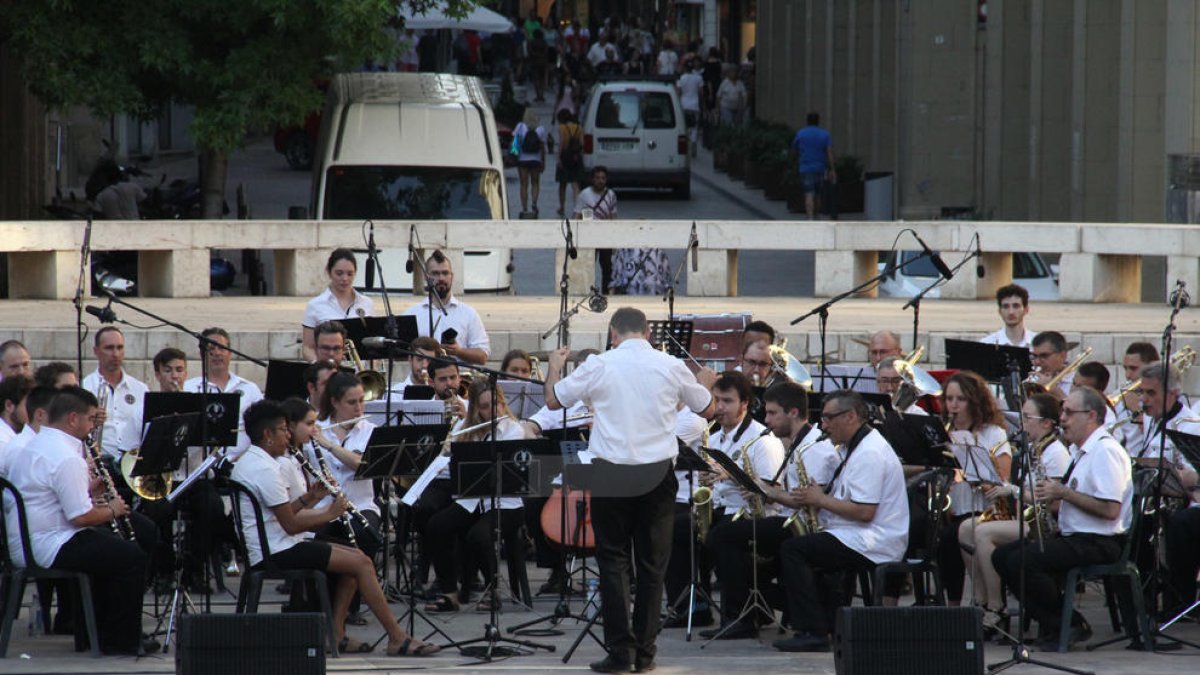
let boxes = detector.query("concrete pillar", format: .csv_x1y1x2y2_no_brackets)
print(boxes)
814,250,878,298
138,250,209,298
274,249,327,297
1058,253,1141,303
553,247,597,296
689,249,738,297
7,251,76,299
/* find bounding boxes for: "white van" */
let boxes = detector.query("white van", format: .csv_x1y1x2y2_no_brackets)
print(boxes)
311,72,512,293
580,78,691,198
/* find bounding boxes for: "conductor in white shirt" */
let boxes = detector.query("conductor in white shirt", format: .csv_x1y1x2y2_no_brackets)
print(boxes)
545,307,717,674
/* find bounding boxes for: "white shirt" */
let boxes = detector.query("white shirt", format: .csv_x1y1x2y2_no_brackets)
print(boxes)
587,41,616,66
980,327,1034,349
82,370,149,460
1037,438,1072,480
820,427,909,564
528,401,591,431
278,455,314,541
402,295,490,358
184,372,264,461
948,423,1011,515
576,187,618,219
230,445,308,566
5,427,94,568
657,49,679,76
710,417,784,513
314,418,378,515
777,424,840,521
677,71,703,111
674,411,715,503
452,416,527,512
302,287,375,329
1135,406,1200,472
554,339,713,465
1058,427,1133,536
0,426,35,478
0,419,16,449
1112,398,1144,454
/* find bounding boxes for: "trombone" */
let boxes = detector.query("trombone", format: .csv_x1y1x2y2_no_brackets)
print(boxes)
1029,346,1093,389
1110,345,1199,406
345,338,387,401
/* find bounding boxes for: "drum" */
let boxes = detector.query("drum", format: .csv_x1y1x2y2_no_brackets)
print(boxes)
677,312,752,371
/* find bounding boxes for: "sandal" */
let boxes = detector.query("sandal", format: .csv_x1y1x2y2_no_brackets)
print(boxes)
387,637,440,657
337,636,374,654
423,594,459,613
475,591,500,613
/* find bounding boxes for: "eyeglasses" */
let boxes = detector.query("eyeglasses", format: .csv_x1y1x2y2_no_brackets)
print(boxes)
877,376,903,386
1021,414,1048,422
820,409,850,422
1060,408,1091,417
1031,351,1057,361
743,358,771,369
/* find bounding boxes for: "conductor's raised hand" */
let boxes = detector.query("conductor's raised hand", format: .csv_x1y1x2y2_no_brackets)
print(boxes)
548,347,572,372
695,366,719,389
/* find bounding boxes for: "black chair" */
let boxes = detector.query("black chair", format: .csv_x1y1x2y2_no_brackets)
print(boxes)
1055,473,1153,653
503,523,533,607
871,470,952,606
225,480,339,657
0,477,100,657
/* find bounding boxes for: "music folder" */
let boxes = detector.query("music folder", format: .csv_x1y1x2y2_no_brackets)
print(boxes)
143,392,239,447
944,338,1032,382
705,446,767,497
1165,429,1200,474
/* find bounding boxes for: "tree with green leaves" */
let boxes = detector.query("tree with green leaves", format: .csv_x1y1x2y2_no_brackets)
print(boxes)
0,0,479,217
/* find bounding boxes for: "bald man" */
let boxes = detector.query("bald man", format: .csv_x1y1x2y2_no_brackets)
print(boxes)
867,331,903,367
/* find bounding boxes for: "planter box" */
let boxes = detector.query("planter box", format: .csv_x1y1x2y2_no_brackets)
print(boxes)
764,172,788,201
744,162,766,188
713,150,729,173
787,189,805,213
728,154,746,180
837,180,865,214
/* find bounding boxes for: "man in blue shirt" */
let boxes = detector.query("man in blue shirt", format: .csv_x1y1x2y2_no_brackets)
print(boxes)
791,112,836,220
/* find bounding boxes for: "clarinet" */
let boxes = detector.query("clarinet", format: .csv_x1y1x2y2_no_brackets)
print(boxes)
299,441,360,548
89,385,136,541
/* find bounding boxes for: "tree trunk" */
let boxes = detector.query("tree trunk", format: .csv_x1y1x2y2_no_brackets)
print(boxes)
198,147,228,219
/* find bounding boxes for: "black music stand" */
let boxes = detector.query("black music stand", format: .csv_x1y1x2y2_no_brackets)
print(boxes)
446,438,557,659
946,338,1033,409
265,359,309,402
557,456,613,665
1154,431,1200,641
402,384,436,400
358,423,453,648
606,320,695,354
143,392,239,448
344,315,418,361
669,443,719,641
700,448,772,646
901,413,955,467
500,381,545,419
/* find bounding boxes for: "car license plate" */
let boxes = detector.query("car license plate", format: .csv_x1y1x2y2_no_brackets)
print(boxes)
602,140,637,152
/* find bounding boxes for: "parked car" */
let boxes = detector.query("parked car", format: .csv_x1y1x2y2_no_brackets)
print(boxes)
579,77,691,198
878,250,1061,300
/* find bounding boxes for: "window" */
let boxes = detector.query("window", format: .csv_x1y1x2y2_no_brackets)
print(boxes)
595,91,677,130
323,167,503,220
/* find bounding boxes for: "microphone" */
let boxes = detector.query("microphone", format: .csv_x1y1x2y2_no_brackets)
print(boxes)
85,302,116,324
567,222,578,260
912,232,954,281
405,224,415,273
361,336,404,349
976,238,985,279
365,221,377,288
587,286,608,313
690,222,698,273
1169,280,1190,309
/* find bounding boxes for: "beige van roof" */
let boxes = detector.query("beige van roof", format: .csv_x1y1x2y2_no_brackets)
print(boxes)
330,72,492,110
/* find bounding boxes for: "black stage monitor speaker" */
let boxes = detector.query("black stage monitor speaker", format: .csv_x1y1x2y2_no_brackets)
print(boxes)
834,606,984,675
176,612,327,675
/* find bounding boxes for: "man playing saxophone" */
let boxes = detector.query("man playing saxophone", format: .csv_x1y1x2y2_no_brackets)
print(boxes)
773,390,909,653
701,381,836,640
667,372,781,638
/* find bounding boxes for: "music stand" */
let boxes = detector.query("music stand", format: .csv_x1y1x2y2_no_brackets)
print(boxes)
607,320,695,355
1156,431,1200,636
446,438,557,658
402,384,436,400
500,381,545,419
143,392,239,448
669,443,719,641
901,413,956,468
265,359,309,402
344,315,419,361
945,339,1032,381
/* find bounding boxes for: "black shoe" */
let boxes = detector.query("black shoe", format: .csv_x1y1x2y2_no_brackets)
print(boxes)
538,571,567,596
1037,620,1092,652
634,658,656,673
773,632,831,652
589,655,634,673
662,610,713,628
139,636,162,656
699,619,756,640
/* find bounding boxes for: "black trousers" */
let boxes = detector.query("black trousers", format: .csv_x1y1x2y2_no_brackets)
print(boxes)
139,480,228,576
936,513,971,602
52,528,146,654
708,515,791,621
992,532,1124,633
411,478,453,585
780,532,875,637
590,463,676,664
1165,507,1200,614
425,504,524,598
664,504,723,611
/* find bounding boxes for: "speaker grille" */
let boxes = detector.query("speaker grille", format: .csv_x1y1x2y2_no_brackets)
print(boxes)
834,607,984,675
176,613,327,675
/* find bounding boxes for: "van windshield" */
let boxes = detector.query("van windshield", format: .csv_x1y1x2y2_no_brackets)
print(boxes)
323,166,504,219
595,91,677,130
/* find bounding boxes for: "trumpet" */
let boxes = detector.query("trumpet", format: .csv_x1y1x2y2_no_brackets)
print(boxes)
344,338,386,401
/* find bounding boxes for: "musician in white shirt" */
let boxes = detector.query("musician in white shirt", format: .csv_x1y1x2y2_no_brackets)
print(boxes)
1112,342,1158,452
81,327,148,461
980,284,1034,348
312,372,381,552
992,387,1132,650
0,374,32,449
402,250,489,365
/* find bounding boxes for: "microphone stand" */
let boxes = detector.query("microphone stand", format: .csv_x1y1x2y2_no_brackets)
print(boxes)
902,245,982,351
407,232,449,339
73,214,94,375
790,249,938,392
987,361,1091,675
663,223,695,324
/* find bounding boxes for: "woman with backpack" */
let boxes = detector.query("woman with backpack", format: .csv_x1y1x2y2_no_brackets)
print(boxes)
555,109,585,216
514,108,548,216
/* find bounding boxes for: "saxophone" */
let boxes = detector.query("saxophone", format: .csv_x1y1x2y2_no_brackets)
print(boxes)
977,431,1014,522
730,429,771,522
692,422,716,542
1023,434,1060,541
780,432,829,536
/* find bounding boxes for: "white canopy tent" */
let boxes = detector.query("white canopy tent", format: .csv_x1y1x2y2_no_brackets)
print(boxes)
398,2,515,33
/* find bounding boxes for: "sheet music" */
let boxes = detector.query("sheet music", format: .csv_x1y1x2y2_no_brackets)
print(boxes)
811,364,879,394
400,454,450,507
365,398,444,427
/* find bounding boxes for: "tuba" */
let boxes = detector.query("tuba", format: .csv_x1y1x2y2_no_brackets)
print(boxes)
891,346,942,411
344,339,386,401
